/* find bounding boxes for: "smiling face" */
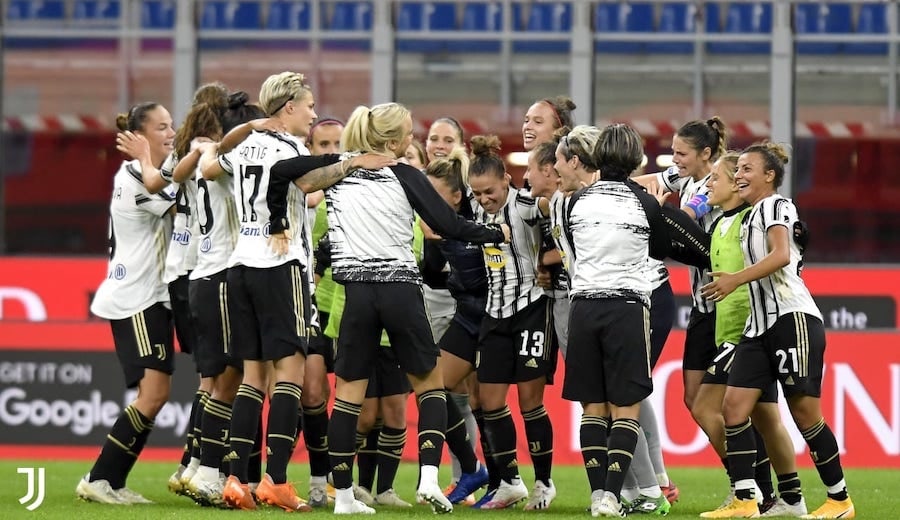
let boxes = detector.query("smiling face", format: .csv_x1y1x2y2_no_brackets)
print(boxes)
426,121,462,162
706,159,739,207
671,134,711,181
522,102,559,151
469,172,510,215
137,105,176,167
525,150,558,198
734,151,776,205
554,141,582,192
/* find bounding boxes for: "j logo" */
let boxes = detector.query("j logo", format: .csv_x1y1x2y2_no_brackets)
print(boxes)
17,467,46,511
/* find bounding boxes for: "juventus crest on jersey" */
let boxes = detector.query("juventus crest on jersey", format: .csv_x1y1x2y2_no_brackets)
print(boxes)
219,131,311,270
741,194,822,337
91,160,175,320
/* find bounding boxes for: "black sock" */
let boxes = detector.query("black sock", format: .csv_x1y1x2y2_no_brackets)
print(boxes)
474,408,500,490
753,426,775,501
227,384,265,484
180,390,205,467
801,418,848,501
580,415,609,493
605,418,640,499
302,401,330,478
416,389,447,468
523,405,553,486
721,457,734,486
376,425,407,494
190,391,209,461
483,405,518,482
329,399,362,490
266,381,302,484
777,472,803,506
357,421,381,491
248,415,264,484
725,419,757,501
446,393,477,474
199,398,232,470
90,404,154,489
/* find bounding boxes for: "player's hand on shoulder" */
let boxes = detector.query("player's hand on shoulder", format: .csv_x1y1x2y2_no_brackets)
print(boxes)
500,223,511,243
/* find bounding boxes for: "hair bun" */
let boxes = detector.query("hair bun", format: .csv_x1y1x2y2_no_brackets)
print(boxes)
227,91,250,109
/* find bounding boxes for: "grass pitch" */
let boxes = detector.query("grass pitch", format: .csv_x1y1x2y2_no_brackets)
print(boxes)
1,460,897,518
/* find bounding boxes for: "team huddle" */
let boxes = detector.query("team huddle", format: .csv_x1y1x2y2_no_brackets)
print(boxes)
74,70,855,519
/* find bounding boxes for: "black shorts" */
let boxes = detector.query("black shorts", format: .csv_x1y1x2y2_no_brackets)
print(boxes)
188,271,241,378
335,282,438,381
649,280,675,369
683,308,717,371
110,302,175,388
306,309,335,373
169,274,198,355
701,341,778,403
728,313,826,399
562,298,653,407
476,296,558,385
227,261,311,362
365,347,412,398
439,318,479,364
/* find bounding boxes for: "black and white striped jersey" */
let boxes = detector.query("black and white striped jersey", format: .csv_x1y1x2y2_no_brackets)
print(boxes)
567,181,667,307
548,190,576,281
220,130,310,270
91,160,175,320
326,162,505,284
741,194,822,337
473,187,544,319
189,163,240,280
656,166,721,312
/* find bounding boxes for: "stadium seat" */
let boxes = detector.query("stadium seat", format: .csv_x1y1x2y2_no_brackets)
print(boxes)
845,3,888,55
73,1,121,23
457,1,502,52
8,0,66,22
396,2,456,52
199,1,260,30
266,0,311,30
142,0,176,29
329,1,372,30
708,2,771,54
325,1,372,50
595,1,654,54
646,2,696,54
514,1,571,52
795,2,851,55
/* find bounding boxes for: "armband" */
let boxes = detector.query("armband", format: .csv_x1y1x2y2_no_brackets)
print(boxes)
684,193,710,219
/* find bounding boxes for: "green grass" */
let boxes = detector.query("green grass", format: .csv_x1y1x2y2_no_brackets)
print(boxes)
0,461,897,518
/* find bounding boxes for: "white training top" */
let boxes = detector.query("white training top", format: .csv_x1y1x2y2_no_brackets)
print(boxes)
91,160,175,320
656,166,721,313
566,180,652,306
220,131,310,270
741,194,822,337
